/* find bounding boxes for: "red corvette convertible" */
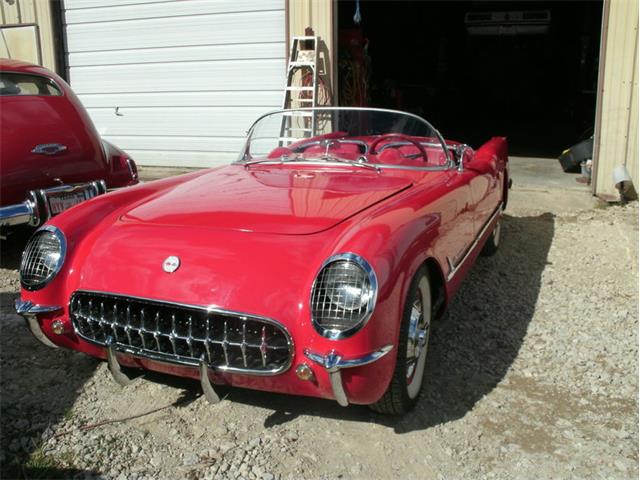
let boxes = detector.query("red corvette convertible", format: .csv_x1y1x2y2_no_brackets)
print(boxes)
16,108,508,414
0,59,138,231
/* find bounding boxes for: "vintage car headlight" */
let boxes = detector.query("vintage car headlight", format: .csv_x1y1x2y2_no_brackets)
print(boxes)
20,226,66,290
310,253,377,339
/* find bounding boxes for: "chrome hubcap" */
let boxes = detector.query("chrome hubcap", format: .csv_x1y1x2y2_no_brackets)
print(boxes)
405,277,431,399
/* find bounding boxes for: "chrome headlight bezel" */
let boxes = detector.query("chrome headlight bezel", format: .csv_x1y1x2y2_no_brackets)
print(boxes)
310,253,378,340
19,225,66,291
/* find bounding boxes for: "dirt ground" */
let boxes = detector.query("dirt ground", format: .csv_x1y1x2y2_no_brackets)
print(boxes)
0,171,637,480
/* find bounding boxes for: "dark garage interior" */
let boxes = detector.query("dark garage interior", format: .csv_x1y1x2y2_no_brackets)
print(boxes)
337,1,603,156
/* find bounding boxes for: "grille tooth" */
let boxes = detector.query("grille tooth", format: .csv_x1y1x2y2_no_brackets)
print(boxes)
70,292,291,375
222,320,230,366
260,326,268,367
241,319,248,368
125,305,133,345
204,317,212,363
187,316,194,358
154,311,161,352
169,314,177,356
139,308,147,349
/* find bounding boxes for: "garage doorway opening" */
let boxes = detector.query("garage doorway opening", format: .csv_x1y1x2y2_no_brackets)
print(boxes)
337,1,603,156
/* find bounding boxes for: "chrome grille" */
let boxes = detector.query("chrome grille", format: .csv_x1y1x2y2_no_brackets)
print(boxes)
70,291,292,375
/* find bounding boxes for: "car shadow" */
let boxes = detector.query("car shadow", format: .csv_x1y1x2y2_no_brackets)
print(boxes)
219,213,555,433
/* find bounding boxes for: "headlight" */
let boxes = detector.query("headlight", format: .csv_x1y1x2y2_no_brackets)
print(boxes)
20,226,66,290
310,253,377,339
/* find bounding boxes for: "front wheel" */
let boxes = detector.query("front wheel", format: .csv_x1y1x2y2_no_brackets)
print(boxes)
370,269,432,415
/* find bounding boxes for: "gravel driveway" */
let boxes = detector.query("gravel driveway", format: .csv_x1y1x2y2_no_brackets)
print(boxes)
1,187,637,479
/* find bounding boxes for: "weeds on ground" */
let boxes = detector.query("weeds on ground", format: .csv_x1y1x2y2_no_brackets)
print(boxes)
2,446,81,479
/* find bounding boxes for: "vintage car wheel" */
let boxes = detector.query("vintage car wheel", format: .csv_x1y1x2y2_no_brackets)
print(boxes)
481,216,501,256
370,268,432,415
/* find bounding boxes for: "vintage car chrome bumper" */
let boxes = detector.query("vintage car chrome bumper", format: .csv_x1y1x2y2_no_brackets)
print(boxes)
100,343,394,407
305,345,394,407
15,297,393,407
0,180,107,228
15,299,62,349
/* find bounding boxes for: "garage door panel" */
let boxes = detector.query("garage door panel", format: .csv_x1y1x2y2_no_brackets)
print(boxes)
105,135,245,154
68,42,284,67
122,150,236,168
65,10,284,53
64,0,283,24
79,91,282,108
64,0,172,9
64,1,285,167
88,107,261,137
69,59,284,94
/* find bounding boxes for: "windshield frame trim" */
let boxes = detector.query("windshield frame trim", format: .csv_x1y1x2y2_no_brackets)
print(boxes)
238,159,451,172
238,107,453,168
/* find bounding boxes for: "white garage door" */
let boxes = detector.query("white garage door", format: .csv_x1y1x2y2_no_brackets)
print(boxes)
63,0,286,167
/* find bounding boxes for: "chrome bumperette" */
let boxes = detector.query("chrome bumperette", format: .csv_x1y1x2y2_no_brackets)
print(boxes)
69,291,293,376
105,335,138,386
310,253,378,341
14,299,62,348
0,181,107,228
199,354,221,404
304,345,393,406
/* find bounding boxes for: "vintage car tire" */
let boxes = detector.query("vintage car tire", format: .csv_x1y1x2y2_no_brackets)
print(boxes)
480,217,501,256
370,268,432,415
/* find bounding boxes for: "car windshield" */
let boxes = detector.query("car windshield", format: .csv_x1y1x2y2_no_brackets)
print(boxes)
238,107,452,170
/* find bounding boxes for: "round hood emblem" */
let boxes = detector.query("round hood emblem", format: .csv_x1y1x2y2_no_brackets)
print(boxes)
162,256,180,273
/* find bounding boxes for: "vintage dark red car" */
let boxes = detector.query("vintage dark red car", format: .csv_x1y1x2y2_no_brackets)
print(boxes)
16,107,508,414
0,59,138,231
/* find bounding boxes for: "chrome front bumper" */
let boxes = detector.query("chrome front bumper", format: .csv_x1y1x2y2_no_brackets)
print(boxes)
100,344,394,407
305,345,394,407
14,296,394,408
0,180,107,228
15,299,62,348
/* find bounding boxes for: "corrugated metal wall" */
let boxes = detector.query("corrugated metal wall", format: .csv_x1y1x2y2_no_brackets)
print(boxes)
0,0,58,71
288,0,336,104
62,0,286,167
594,0,639,199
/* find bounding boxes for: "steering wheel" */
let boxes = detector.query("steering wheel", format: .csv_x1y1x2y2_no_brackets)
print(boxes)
370,134,429,163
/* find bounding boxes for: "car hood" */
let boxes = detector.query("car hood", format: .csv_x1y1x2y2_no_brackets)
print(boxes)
120,165,412,235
